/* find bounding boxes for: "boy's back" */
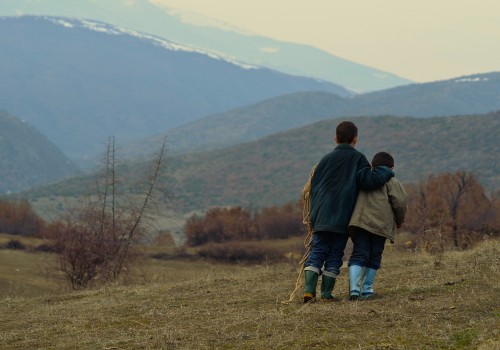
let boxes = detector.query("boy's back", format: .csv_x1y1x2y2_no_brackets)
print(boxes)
348,176,407,243
310,144,394,235
347,151,407,300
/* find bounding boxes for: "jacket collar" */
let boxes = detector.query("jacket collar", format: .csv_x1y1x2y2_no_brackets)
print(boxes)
335,143,355,150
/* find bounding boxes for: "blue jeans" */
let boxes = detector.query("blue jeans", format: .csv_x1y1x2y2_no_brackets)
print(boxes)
304,231,349,277
348,227,386,269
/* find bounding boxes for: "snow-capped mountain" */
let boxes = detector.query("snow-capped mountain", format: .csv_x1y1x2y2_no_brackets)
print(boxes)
0,15,348,166
0,0,412,92
42,16,259,70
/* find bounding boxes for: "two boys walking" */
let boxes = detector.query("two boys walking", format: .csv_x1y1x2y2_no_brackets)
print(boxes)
303,121,407,303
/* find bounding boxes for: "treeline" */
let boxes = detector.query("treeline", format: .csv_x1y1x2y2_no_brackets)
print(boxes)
404,171,499,251
184,202,305,246
184,171,500,252
2,170,500,270
2,170,499,252
0,200,45,236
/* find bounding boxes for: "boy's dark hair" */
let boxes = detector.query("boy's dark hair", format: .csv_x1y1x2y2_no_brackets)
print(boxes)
336,121,358,144
372,152,394,168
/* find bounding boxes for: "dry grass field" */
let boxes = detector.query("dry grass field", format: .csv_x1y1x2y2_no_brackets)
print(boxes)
0,234,499,350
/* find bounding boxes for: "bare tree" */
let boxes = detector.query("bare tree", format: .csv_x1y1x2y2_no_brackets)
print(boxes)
430,171,479,248
113,137,168,278
48,137,169,289
405,171,492,250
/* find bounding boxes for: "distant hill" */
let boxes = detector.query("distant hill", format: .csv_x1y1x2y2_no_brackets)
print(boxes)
0,111,78,193
0,0,412,92
124,92,350,157
349,73,500,116
0,16,348,166
20,113,500,213
126,72,500,157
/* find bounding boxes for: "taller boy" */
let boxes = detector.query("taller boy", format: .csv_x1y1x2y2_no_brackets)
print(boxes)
303,121,394,303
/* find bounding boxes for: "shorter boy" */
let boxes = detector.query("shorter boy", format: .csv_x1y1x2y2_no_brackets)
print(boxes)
347,152,407,300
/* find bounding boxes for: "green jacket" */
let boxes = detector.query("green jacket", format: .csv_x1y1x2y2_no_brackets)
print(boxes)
348,177,408,243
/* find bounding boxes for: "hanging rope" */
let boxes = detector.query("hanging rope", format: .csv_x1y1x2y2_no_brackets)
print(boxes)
282,164,316,303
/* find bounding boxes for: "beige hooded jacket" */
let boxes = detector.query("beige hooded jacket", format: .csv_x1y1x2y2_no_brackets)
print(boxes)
348,177,407,243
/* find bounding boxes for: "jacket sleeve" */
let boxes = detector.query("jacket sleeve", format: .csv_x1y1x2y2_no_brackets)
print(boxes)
357,156,394,191
387,178,408,226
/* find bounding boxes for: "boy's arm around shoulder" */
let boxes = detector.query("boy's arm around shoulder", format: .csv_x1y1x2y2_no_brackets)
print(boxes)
387,177,408,226
357,161,394,191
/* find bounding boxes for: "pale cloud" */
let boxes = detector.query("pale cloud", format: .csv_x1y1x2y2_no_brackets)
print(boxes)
149,0,500,82
160,6,253,35
259,47,280,54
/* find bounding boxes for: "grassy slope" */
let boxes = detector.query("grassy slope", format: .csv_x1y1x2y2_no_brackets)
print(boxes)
0,234,64,298
0,237,499,349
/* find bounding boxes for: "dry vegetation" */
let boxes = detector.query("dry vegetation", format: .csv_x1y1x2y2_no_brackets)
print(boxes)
0,235,498,350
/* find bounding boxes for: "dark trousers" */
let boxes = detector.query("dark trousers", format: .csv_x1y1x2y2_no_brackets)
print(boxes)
348,227,386,270
304,231,349,277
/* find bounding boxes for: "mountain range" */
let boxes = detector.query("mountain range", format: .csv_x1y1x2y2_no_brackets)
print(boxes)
0,10,498,205
125,72,500,157
0,0,412,92
0,15,348,165
18,113,500,214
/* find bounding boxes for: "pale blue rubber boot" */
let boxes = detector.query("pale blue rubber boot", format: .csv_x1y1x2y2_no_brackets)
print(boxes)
349,265,364,300
361,268,377,299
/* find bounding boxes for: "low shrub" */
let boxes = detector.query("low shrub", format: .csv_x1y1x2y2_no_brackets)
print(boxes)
151,248,193,260
5,239,26,250
197,241,284,264
33,243,58,253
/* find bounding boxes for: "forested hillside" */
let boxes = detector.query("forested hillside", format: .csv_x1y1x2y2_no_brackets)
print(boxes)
20,113,499,213
0,111,78,193
166,113,500,211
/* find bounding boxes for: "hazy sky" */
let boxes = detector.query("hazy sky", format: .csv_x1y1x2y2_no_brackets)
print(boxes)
151,0,500,82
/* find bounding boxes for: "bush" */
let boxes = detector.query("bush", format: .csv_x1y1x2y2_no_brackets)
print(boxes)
254,202,305,239
185,207,255,246
0,200,45,236
5,239,26,250
42,137,168,289
46,208,143,289
33,243,58,253
197,241,283,263
405,171,499,250
184,202,306,246
151,249,193,261
152,232,176,246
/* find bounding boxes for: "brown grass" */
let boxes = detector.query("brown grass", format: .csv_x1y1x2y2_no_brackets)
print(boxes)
0,237,499,349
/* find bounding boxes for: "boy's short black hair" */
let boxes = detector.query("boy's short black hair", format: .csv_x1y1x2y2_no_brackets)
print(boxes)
372,152,394,168
336,121,358,144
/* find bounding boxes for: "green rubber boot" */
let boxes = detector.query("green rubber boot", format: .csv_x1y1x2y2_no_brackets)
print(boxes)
303,270,319,303
320,275,336,300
